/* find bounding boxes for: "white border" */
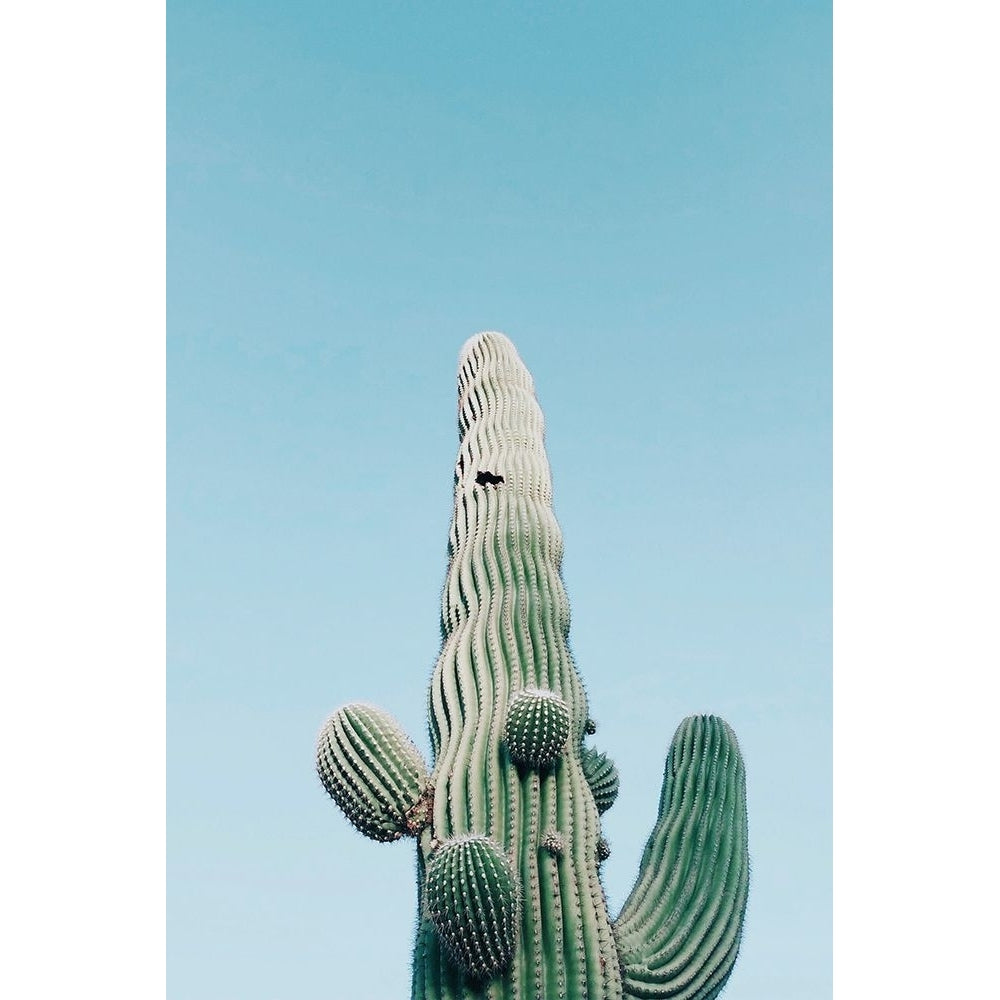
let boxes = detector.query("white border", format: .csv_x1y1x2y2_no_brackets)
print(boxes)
835,1,998,994
0,4,165,997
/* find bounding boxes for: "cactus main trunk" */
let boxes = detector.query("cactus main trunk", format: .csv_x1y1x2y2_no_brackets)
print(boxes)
316,332,749,1000
412,333,620,1000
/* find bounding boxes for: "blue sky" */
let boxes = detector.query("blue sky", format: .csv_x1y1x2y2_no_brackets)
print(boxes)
168,2,830,997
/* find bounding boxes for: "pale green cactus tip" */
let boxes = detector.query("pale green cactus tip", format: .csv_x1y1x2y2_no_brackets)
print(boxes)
315,332,749,1000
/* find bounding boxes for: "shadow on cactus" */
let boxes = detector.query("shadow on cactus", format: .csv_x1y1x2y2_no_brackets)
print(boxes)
315,332,749,1000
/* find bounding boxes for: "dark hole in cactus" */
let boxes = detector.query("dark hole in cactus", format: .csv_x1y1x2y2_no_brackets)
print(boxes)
475,470,505,486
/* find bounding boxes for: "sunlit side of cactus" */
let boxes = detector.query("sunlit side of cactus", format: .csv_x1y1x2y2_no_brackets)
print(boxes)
316,333,749,1000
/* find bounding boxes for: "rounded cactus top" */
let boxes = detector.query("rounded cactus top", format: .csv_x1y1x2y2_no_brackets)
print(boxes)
454,332,552,505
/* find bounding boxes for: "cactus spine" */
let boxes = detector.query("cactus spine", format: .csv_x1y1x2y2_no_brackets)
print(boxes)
316,333,749,1000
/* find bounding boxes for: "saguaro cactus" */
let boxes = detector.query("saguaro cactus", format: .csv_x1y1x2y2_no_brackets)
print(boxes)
316,332,749,1000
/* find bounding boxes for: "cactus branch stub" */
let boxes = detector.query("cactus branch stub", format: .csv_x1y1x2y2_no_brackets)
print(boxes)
315,333,749,1000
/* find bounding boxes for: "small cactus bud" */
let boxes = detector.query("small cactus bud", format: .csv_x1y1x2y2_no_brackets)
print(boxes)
540,830,565,857
581,746,620,815
503,688,571,768
584,718,597,735
597,837,611,862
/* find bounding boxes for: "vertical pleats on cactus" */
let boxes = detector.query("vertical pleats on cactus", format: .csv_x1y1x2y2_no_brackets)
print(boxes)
503,688,572,768
315,333,750,1000
581,747,620,815
615,716,749,1000
424,835,521,979
316,703,430,842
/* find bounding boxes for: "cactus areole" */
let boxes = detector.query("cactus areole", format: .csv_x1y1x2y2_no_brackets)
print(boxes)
315,333,749,1000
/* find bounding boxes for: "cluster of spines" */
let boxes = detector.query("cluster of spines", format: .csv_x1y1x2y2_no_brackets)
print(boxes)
540,829,565,857
502,687,572,769
615,715,749,1000
423,835,521,979
315,703,430,842
581,745,621,814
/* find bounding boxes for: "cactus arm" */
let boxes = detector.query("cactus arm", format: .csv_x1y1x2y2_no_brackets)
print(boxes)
315,703,431,842
615,716,749,1000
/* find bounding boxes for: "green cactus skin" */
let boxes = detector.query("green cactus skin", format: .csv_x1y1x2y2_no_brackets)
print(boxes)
316,333,749,1000
581,747,620,815
316,703,431,842
616,716,749,1000
425,835,521,979
503,688,572,769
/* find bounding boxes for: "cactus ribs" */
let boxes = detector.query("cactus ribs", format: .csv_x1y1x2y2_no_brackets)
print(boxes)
316,333,749,1000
